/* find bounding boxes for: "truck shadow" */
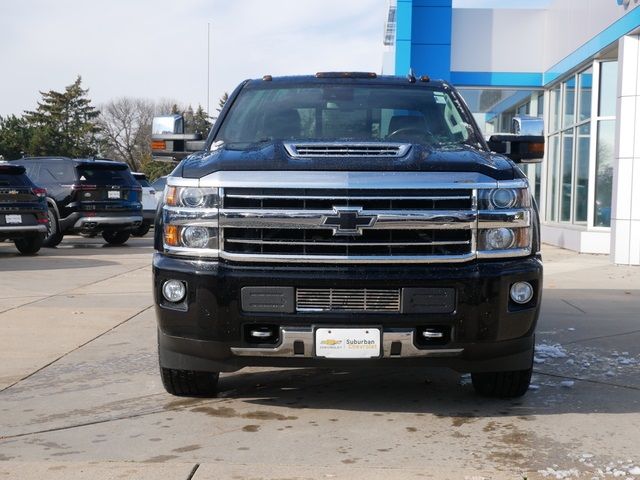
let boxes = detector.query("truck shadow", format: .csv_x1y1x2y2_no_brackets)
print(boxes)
215,363,640,417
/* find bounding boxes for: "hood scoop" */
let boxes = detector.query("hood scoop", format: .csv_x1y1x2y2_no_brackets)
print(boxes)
284,142,411,158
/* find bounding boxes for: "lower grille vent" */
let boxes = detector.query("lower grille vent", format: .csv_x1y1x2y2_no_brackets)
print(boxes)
296,288,400,312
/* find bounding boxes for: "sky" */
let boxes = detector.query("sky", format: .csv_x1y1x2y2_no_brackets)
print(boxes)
0,0,557,118
0,0,388,117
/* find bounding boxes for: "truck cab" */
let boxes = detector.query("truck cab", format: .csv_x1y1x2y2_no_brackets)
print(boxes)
152,73,544,398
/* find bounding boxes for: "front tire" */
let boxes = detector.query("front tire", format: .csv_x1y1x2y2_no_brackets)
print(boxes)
14,233,45,255
102,230,131,245
160,367,220,397
43,208,64,247
471,367,533,398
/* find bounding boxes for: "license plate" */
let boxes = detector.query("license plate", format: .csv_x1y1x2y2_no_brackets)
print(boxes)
5,214,22,224
315,328,381,359
108,190,120,199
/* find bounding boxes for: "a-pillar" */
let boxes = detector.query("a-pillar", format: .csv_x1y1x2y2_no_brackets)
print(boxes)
611,33,640,265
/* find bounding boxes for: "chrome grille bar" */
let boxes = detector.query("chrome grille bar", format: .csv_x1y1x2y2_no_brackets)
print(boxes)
296,288,401,312
220,210,476,230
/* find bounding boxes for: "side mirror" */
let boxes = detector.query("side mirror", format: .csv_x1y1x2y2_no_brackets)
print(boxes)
152,115,184,135
512,115,543,136
487,134,544,163
151,115,204,162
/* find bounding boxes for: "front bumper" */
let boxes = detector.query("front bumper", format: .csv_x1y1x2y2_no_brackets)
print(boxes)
154,254,542,373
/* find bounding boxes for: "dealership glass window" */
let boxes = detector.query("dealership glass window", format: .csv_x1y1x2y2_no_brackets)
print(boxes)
593,61,618,227
548,134,560,222
574,123,590,222
595,120,616,227
599,62,618,117
563,77,576,128
546,60,617,228
560,129,574,221
546,66,593,225
578,68,593,122
549,85,562,132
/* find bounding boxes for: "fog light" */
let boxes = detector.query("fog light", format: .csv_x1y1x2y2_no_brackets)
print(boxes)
484,227,515,250
162,280,186,303
510,281,534,304
182,226,209,248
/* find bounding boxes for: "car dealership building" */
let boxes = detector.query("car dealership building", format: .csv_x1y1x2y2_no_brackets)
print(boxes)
383,0,640,265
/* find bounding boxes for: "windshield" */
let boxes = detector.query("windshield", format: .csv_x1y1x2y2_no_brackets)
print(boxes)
215,84,480,148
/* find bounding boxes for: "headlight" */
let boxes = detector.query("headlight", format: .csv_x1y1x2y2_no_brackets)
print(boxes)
478,227,530,252
482,228,515,250
180,187,205,207
165,186,219,208
181,226,210,248
163,185,220,257
479,188,530,210
490,189,517,208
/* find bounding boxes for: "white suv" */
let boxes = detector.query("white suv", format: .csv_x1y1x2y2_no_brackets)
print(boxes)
132,172,158,236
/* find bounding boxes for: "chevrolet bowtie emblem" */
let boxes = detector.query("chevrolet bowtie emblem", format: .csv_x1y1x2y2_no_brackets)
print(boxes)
322,207,376,236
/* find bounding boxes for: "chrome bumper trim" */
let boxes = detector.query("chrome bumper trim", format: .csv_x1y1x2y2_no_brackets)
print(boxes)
73,215,143,228
230,327,463,358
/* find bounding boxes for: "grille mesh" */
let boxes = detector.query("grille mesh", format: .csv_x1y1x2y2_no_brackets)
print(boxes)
296,288,401,312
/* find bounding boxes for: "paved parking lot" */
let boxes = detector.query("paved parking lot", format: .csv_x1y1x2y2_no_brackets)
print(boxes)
1,237,639,479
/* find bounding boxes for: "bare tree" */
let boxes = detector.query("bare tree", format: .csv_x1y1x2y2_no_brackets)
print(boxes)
98,98,155,171
97,97,188,171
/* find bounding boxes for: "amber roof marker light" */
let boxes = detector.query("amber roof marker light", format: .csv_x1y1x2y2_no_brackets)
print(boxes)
315,72,377,79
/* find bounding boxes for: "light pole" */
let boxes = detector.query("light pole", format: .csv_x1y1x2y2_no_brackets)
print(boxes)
207,22,211,116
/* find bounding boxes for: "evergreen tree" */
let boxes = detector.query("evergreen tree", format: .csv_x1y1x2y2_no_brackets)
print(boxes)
0,115,32,160
24,76,100,157
216,92,229,114
192,105,212,136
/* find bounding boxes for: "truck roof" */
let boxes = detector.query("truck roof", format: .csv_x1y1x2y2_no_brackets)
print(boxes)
247,73,448,88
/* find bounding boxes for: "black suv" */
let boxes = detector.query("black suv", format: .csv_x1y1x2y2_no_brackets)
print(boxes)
152,73,544,398
0,163,48,255
13,157,143,246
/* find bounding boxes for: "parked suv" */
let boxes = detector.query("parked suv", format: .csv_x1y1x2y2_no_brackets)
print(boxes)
152,73,544,398
13,157,143,246
132,172,158,236
0,163,48,255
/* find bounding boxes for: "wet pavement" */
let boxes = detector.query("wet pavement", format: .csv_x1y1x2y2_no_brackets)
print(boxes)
1,238,639,479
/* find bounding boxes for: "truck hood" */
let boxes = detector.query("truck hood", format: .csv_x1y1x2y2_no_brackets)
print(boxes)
178,142,517,181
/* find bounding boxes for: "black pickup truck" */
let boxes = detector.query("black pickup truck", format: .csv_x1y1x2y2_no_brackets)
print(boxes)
152,73,544,398
0,163,48,255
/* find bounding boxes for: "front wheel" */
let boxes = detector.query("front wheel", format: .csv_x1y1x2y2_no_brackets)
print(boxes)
160,367,220,397
14,233,45,255
102,230,131,245
471,367,533,398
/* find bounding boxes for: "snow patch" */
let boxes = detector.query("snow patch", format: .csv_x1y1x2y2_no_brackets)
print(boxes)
536,343,569,359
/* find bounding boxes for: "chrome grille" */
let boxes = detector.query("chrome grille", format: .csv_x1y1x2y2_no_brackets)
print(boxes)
284,142,410,158
296,288,400,312
220,187,476,263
